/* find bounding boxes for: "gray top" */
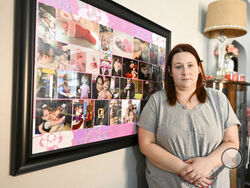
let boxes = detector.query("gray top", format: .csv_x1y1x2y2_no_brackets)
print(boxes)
137,88,241,188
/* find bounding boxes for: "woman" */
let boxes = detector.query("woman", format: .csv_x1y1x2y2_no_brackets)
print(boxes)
137,44,240,187
92,75,104,99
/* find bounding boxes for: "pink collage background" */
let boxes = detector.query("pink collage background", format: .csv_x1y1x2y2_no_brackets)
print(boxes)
32,0,167,154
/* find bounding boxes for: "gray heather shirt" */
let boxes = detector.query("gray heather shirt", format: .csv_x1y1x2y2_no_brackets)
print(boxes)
137,88,241,188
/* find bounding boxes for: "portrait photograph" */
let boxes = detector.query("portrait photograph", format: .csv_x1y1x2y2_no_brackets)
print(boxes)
122,58,138,79
72,100,84,130
36,68,57,99
109,100,122,125
76,72,92,99
133,37,150,63
138,62,152,80
99,24,113,53
84,100,95,128
99,52,112,75
112,55,122,77
149,43,158,65
57,71,77,99
35,99,73,134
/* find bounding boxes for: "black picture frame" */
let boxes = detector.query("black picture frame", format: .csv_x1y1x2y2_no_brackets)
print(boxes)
10,0,171,176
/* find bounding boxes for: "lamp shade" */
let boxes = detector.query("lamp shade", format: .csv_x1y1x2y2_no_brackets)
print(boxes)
204,0,247,38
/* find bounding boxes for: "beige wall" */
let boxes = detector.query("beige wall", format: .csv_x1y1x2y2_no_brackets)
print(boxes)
4,0,248,187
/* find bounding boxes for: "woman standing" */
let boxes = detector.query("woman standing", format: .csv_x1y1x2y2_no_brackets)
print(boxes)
137,44,240,187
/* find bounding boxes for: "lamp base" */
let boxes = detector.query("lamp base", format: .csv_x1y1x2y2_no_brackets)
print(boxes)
215,69,226,79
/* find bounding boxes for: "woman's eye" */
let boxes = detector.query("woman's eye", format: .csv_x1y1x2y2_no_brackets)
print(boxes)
189,64,193,68
176,66,182,69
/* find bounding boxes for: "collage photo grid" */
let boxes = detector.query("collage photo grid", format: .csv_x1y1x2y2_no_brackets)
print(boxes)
34,1,166,136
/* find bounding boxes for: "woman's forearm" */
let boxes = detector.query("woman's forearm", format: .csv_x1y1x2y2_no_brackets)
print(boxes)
206,140,239,169
140,142,187,174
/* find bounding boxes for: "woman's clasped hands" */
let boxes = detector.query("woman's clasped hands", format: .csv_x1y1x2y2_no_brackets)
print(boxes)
178,157,214,187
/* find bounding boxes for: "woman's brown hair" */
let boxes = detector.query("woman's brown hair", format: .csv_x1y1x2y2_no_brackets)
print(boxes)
164,44,207,106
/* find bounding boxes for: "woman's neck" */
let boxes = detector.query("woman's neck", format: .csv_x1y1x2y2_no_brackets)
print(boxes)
175,86,196,99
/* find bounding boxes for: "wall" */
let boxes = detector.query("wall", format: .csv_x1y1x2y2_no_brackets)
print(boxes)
1,0,249,187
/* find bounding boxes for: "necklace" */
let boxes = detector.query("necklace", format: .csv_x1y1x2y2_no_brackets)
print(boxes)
177,96,190,109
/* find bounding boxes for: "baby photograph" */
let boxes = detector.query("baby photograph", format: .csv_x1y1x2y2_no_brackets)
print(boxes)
38,2,56,40
99,52,112,76
57,71,77,99
112,30,133,59
56,9,99,50
76,72,92,99
99,24,113,53
37,37,70,69
70,45,87,72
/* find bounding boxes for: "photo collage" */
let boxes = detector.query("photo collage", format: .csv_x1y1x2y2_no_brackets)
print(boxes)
34,2,166,135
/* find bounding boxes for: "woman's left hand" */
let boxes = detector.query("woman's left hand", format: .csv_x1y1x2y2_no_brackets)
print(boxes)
178,157,213,185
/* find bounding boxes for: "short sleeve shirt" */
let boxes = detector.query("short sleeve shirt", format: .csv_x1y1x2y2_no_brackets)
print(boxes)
137,88,241,188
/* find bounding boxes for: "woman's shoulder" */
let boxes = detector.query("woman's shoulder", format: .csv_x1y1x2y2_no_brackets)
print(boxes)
205,87,227,101
149,90,166,102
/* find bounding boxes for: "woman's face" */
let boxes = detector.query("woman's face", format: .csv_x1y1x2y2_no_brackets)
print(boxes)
96,77,104,92
171,52,200,91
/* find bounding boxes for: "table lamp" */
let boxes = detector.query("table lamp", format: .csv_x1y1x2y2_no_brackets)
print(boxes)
204,0,247,78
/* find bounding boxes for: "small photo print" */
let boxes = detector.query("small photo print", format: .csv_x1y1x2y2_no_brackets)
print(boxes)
113,77,120,99
92,74,115,99
113,30,133,59
99,24,113,53
143,80,162,100
84,100,94,128
158,46,166,68
152,65,162,82
121,99,141,124
57,71,77,99
72,100,84,130
56,9,99,49
138,62,152,80
70,46,87,72
120,78,142,100
133,38,150,63
109,100,122,125
112,55,122,77
38,2,56,40
99,52,112,75
57,44,71,71
86,50,100,74
35,100,72,134
122,58,138,79
36,68,57,98
76,73,92,99
37,37,70,69
94,100,109,126
150,43,159,65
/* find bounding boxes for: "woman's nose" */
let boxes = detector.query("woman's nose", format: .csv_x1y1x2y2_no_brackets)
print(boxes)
182,66,189,74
